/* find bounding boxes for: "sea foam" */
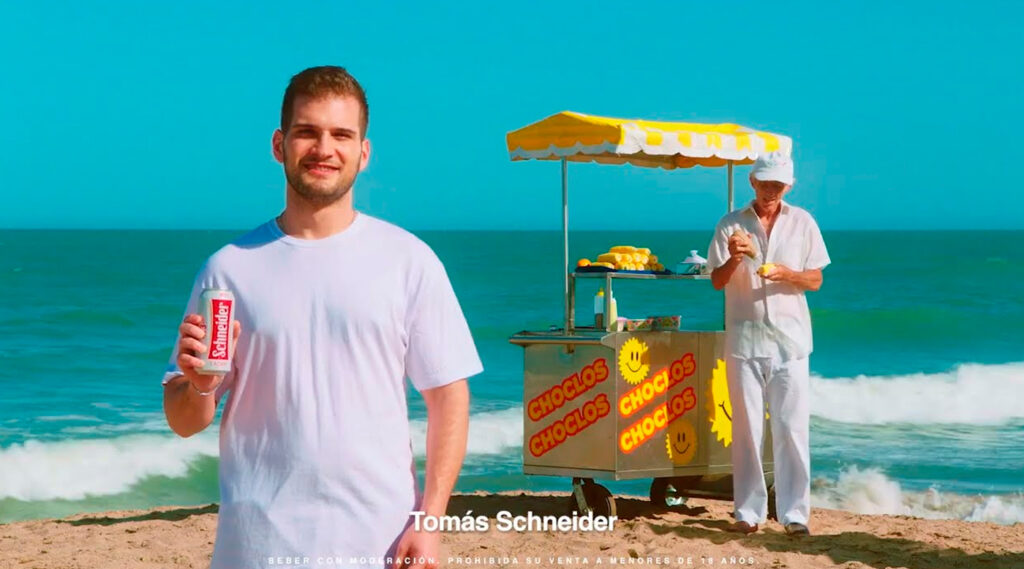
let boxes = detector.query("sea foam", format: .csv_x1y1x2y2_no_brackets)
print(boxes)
811,362,1024,425
411,407,522,457
812,466,1024,525
0,433,218,501
0,407,522,501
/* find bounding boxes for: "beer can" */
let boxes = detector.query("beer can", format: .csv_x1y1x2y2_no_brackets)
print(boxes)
198,288,235,375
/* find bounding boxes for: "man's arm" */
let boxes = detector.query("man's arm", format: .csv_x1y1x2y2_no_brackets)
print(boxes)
391,379,469,569
162,315,239,438
419,379,470,517
163,374,218,438
764,266,823,292
711,256,743,290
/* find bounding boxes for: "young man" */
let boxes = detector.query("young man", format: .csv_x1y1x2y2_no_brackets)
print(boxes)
162,66,482,569
707,151,829,537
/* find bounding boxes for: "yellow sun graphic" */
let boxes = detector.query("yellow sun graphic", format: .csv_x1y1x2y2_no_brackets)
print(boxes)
666,420,697,465
618,337,650,385
707,358,733,447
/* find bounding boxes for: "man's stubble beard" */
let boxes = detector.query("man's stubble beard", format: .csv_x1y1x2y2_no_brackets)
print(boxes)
282,151,359,207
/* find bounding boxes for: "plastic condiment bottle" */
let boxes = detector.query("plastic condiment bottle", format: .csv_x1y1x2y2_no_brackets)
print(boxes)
608,291,618,325
594,288,605,328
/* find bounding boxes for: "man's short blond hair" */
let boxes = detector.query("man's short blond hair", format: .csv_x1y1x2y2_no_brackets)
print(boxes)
280,66,369,137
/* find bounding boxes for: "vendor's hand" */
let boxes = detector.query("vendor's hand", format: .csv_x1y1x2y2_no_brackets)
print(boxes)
728,231,756,261
391,526,440,569
177,314,241,391
762,264,794,282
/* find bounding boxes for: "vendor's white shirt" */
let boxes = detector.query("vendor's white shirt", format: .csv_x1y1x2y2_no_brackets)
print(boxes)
162,213,483,569
707,201,830,361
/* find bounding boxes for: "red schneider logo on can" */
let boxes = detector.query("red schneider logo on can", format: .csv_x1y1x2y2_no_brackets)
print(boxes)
209,299,232,361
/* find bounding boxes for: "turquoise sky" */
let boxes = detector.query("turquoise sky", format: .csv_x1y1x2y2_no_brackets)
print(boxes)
1,1,1020,230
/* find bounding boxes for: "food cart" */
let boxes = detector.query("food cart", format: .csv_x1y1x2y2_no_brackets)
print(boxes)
506,111,793,516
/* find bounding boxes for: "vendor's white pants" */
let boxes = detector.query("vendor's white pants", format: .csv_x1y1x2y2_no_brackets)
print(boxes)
726,355,810,526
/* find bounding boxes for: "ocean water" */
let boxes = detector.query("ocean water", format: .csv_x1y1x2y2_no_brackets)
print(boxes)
1,229,1023,525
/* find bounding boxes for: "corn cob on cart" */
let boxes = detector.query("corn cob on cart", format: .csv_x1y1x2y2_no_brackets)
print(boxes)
506,112,793,516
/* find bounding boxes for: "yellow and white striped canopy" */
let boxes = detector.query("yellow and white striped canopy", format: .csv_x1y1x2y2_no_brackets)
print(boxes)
506,111,791,170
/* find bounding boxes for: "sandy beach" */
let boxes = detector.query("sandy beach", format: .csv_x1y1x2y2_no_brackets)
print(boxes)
2,492,1021,569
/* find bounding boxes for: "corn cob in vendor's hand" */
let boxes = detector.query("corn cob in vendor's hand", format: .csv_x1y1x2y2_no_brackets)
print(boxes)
729,230,758,260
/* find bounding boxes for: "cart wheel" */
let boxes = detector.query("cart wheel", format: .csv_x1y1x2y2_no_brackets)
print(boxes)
767,485,778,521
649,478,688,509
583,483,617,517
569,483,617,517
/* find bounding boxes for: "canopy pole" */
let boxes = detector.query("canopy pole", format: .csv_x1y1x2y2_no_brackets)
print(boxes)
727,161,735,212
724,160,735,328
562,159,570,333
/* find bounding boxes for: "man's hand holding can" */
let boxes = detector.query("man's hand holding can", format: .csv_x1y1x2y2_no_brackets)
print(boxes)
178,289,241,395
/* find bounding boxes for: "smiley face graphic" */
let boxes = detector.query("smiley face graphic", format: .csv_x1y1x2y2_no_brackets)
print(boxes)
708,358,733,447
618,337,650,385
666,420,697,465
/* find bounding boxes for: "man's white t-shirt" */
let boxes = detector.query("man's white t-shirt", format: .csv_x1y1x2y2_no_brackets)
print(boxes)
707,201,830,361
162,213,483,568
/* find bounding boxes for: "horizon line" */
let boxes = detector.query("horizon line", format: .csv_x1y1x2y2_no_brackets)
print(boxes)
3,226,1024,232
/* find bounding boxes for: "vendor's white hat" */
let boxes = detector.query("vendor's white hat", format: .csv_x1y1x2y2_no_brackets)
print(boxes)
750,150,794,185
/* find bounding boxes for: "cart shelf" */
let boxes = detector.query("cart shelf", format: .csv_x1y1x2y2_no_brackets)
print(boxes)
572,271,709,281
568,271,710,334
